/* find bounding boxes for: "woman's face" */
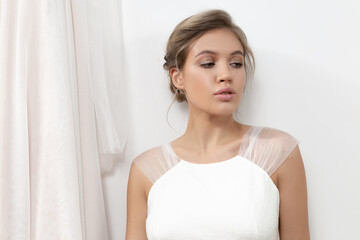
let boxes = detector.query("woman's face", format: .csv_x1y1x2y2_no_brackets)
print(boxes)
174,28,246,117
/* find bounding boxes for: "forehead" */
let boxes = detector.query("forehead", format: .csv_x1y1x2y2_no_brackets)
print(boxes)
188,28,244,56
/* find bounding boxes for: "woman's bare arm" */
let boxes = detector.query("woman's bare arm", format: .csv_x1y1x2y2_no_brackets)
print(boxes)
126,162,149,240
277,146,310,239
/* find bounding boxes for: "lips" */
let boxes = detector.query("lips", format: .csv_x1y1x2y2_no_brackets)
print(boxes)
214,87,235,101
214,87,235,95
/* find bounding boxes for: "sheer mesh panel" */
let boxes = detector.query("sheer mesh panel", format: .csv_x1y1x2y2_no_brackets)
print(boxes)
239,126,299,176
133,126,299,183
133,145,181,183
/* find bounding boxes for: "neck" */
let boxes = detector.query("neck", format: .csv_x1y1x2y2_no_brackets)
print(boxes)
181,107,243,154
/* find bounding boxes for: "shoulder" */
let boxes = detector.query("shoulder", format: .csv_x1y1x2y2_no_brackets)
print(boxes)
127,146,164,200
132,145,164,166
244,126,300,176
131,145,164,181
131,144,179,183
250,126,299,153
252,126,298,144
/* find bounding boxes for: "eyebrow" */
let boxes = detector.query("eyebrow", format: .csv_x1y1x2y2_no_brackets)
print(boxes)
195,50,244,57
230,50,244,56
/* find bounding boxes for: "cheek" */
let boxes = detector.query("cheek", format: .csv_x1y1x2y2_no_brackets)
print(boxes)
183,69,213,95
236,71,246,87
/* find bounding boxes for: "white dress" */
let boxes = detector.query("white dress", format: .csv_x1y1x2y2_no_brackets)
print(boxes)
133,126,299,240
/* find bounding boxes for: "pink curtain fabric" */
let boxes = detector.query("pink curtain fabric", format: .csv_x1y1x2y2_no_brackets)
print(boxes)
0,0,126,239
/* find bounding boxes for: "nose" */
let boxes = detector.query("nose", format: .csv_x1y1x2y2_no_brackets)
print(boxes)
216,62,232,83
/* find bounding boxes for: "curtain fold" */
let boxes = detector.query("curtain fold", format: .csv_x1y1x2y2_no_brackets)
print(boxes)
0,0,126,239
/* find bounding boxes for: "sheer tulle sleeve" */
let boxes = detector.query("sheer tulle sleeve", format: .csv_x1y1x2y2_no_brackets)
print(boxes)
133,126,298,182
239,126,299,176
133,145,180,183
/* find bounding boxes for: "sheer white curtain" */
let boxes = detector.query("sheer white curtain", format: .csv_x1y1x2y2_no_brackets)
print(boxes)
0,0,126,239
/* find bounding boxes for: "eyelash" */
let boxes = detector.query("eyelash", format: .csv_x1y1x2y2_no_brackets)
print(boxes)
230,62,243,68
200,62,243,68
200,62,215,68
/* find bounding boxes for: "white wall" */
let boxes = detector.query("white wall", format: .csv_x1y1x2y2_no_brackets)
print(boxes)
103,0,360,239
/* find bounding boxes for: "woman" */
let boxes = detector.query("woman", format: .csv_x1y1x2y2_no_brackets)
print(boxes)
126,9,310,240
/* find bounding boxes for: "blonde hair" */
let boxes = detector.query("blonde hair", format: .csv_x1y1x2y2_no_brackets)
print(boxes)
164,9,255,103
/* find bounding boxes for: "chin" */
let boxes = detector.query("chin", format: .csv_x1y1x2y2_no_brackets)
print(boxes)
210,106,238,117
189,100,240,116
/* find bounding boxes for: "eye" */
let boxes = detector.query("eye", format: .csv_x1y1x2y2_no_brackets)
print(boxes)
200,62,215,68
230,62,243,68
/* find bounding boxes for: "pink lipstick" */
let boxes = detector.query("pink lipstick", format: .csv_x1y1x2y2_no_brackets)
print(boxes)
214,87,235,101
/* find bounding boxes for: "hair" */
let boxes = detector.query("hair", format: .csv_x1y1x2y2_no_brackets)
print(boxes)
163,9,255,103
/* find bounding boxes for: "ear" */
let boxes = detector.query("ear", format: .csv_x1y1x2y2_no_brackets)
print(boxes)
170,68,185,90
